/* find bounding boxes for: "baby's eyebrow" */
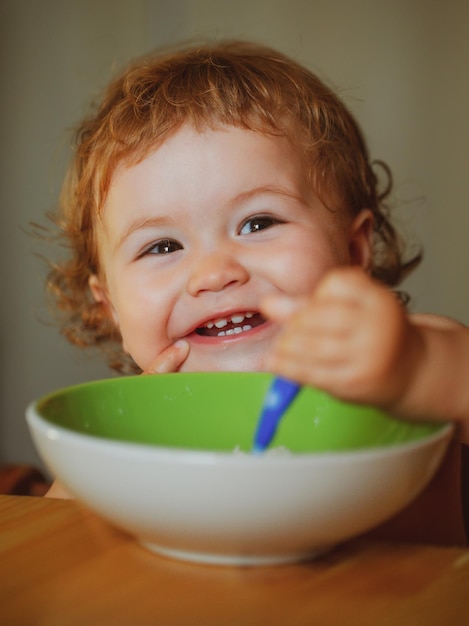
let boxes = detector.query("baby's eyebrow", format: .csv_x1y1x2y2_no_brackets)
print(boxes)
231,185,308,208
114,216,175,252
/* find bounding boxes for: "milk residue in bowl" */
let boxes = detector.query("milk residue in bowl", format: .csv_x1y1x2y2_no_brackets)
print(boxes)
232,445,292,456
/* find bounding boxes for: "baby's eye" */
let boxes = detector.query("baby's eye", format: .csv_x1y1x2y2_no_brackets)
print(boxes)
239,215,282,235
144,239,183,255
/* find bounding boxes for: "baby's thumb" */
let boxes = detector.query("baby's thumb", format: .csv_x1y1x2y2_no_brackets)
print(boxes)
260,293,302,323
315,267,369,301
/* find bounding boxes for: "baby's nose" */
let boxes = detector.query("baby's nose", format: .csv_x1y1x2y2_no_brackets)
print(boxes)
187,252,250,296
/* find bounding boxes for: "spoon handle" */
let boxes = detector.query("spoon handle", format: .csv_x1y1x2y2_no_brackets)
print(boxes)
253,377,301,453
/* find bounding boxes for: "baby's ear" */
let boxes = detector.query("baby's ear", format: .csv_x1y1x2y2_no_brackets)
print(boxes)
88,275,119,327
348,209,374,270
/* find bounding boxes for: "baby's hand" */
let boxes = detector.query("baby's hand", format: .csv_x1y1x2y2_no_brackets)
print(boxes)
261,267,422,410
143,340,190,374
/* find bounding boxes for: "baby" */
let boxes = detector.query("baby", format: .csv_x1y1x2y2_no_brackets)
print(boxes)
46,41,469,541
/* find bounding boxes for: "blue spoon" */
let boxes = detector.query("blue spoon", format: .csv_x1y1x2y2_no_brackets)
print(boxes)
252,377,301,453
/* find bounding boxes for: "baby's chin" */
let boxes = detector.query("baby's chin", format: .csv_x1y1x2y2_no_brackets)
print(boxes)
177,351,266,374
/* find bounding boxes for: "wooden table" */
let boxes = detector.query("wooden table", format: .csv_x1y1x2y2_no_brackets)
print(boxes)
1,495,469,625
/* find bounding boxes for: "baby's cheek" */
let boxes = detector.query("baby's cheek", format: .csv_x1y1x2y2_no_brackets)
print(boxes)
119,328,163,373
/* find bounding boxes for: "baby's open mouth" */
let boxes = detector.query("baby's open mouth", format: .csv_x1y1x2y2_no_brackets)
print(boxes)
195,312,266,337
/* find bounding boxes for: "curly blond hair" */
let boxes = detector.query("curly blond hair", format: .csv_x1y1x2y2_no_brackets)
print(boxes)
47,40,420,374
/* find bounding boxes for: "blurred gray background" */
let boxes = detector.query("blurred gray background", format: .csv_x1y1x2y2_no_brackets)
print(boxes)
1,0,468,472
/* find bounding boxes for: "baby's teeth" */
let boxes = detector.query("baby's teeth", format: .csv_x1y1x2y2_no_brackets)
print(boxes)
204,312,256,333
231,314,245,324
217,324,253,337
206,313,256,329
226,327,244,336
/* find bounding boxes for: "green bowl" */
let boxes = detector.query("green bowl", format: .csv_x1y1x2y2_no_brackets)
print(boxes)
35,372,441,453
27,372,452,566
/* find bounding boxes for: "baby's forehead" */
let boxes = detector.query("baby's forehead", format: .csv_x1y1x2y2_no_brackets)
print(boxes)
112,122,309,182
107,121,284,179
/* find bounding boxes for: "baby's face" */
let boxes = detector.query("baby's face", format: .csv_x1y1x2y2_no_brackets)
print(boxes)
92,124,370,373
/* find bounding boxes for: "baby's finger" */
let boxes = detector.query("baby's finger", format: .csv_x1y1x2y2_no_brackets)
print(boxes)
144,340,190,374
314,266,370,302
260,293,304,322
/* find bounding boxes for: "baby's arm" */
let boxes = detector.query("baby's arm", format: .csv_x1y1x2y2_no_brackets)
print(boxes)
400,313,469,440
45,480,73,499
261,267,469,442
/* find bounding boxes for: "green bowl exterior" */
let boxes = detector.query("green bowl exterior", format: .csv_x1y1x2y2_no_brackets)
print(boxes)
34,372,444,453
